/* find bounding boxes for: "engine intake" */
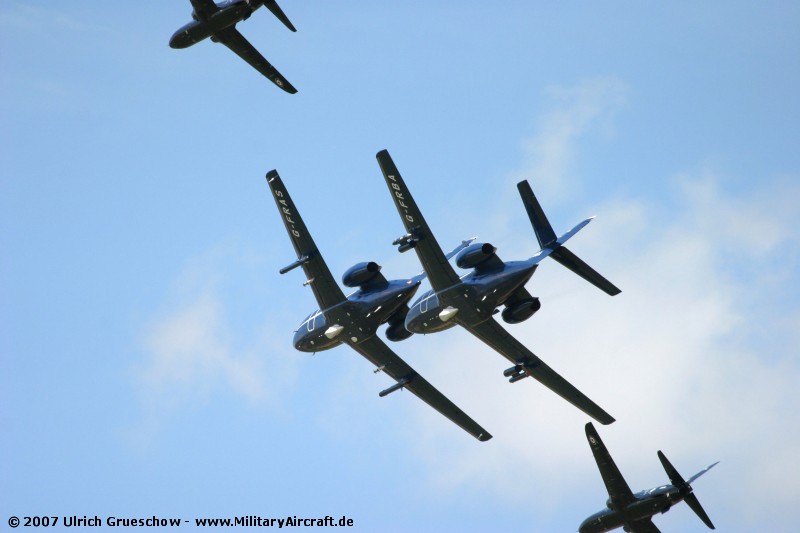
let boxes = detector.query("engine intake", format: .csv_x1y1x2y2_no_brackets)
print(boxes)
385,322,413,342
501,297,541,324
456,242,497,269
342,262,381,288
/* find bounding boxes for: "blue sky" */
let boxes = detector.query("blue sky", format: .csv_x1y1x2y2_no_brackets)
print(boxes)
3,2,799,531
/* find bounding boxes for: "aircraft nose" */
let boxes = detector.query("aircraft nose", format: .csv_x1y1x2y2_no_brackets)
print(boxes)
169,30,191,49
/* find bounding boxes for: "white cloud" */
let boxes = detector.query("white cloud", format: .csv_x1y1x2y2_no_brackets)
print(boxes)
517,77,629,200
128,244,299,445
390,86,800,531
139,291,268,405
0,4,111,34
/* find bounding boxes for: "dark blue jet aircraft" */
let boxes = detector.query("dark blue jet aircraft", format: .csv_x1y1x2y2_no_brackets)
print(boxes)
265,170,492,442
375,149,619,425
170,0,297,93
581,423,718,533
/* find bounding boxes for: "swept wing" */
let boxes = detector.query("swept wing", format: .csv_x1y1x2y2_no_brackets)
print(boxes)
214,26,297,93
267,170,491,441
585,423,636,509
376,149,461,291
376,150,614,425
349,336,492,441
469,320,614,425
267,170,345,309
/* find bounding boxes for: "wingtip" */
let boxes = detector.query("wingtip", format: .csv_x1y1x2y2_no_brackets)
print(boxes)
478,432,493,442
376,148,390,159
600,414,616,425
272,76,298,94
266,169,279,182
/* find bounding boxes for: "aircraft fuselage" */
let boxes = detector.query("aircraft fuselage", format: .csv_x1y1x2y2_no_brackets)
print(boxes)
580,484,688,533
294,279,421,352
170,0,261,49
405,259,537,334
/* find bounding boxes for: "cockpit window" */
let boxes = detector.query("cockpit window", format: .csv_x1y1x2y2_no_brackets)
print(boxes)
302,310,322,332
418,291,438,313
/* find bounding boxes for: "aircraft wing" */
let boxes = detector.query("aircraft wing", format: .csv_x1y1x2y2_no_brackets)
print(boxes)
585,423,636,511
465,319,615,425
347,335,492,442
266,170,346,310
409,237,476,284
189,0,219,20
214,26,297,93
626,519,661,533
376,150,462,292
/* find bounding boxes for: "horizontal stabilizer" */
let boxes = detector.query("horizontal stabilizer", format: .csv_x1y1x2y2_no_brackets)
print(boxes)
657,450,686,486
684,493,715,530
264,0,297,31
517,180,620,296
550,246,621,296
658,451,717,530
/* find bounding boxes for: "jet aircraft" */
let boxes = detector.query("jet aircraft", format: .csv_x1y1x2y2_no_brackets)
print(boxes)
265,170,492,442
375,149,619,425
170,0,297,93
581,422,718,532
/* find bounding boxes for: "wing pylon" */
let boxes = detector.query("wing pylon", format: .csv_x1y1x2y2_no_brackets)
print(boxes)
266,170,492,442
375,150,615,425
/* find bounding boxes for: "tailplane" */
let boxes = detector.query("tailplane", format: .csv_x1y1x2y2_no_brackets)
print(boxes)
658,450,718,530
264,0,297,32
517,180,621,296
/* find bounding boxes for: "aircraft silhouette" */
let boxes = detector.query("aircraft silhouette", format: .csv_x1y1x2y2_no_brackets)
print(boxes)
375,149,619,425
265,170,492,441
581,422,718,532
170,0,297,93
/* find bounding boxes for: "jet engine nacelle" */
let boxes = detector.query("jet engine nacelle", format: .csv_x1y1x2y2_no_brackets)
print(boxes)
501,297,541,324
342,261,381,288
385,322,413,342
456,242,497,269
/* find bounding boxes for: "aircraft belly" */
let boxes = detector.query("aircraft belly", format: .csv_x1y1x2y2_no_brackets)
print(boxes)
579,510,624,533
405,306,458,334
627,497,669,519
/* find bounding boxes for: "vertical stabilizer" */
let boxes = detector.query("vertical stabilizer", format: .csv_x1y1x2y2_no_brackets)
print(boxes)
518,180,557,248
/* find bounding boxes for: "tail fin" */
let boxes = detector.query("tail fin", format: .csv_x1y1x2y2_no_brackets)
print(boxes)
658,450,718,530
517,180,621,296
264,0,297,32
